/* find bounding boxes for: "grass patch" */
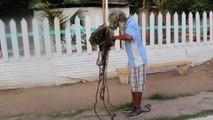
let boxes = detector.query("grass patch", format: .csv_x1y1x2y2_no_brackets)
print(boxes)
151,109,213,120
147,93,192,100
0,109,89,119
109,93,193,112
0,114,24,119
109,102,131,112
206,90,213,92
51,109,88,118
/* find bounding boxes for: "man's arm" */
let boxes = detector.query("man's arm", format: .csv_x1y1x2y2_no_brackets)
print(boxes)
114,34,133,41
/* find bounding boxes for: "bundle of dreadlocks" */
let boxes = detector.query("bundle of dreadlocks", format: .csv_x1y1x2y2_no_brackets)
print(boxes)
89,25,116,120
90,25,115,50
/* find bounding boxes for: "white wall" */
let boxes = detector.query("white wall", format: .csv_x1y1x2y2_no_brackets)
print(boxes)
0,11,213,90
0,43,213,89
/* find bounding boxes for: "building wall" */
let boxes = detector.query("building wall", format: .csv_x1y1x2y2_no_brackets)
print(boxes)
34,6,130,27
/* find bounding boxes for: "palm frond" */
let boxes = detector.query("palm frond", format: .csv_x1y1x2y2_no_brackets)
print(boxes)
29,0,49,10
153,0,161,7
70,9,86,27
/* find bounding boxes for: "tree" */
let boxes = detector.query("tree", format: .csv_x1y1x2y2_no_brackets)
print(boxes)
167,0,213,13
130,0,168,14
151,0,168,12
131,0,213,14
130,0,151,14
190,0,213,12
0,0,33,22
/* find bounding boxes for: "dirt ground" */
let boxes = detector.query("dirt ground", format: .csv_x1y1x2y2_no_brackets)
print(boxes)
0,59,212,119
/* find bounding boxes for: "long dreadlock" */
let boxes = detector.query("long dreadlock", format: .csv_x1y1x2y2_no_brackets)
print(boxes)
89,24,116,120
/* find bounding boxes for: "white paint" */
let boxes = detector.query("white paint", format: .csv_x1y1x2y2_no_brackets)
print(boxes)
43,18,51,58
210,11,213,44
0,20,9,61
150,13,155,48
196,12,201,44
181,12,186,46
75,16,82,55
203,12,207,44
142,13,146,46
21,19,31,60
134,13,138,24
65,21,72,56
158,12,163,48
10,20,20,61
54,17,62,56
0,59,55,89
32,18,41,59
85,15,92,53
189,12,194,45
114,28,120,51
174,13,179,47
166,12,171,47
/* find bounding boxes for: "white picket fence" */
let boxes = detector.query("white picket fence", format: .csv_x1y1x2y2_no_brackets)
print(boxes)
0,11,213,89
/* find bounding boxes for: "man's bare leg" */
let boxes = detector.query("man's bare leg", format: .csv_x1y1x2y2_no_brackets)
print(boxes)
132,91,142,109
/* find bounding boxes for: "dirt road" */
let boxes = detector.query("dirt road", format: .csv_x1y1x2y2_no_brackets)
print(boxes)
0,59,212,119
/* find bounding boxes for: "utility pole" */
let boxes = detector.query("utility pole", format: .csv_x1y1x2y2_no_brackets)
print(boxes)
102,0,106,24
102,0,108,24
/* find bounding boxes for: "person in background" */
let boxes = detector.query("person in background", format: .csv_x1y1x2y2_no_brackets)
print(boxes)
108,9,147,117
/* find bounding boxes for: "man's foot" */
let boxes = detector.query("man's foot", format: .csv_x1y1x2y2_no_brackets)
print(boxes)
121,103,134,113
125,107,143,118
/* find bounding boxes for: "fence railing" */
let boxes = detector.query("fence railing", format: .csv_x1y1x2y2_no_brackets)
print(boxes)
0,11,213,62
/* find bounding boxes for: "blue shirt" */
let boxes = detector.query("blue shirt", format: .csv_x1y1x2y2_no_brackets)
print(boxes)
124,16,147,66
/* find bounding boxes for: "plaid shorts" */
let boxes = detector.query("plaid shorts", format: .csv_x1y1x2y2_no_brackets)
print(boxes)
128,63,146,92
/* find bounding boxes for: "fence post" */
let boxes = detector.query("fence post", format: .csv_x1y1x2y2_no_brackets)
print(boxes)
65,20,72,56
196,12,201,45
10,19,20,61
0,20,9,61
181,12,186,46
134,13,138,24
150,13,155,48
54,17,62,56
114,27,120,51
32,18,41,59
43,18,51,58
189,12,194,45
174,13,179,47
210,11,213,44
166,12,171,47
142,13,146,46
158,12,163,48
75,16,82,55
85,15,92,54
203,11,207,44
21,19,30,60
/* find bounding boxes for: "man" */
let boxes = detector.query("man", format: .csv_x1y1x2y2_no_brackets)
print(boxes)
108,10,147,117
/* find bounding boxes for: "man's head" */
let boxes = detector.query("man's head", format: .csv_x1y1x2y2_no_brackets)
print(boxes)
108,9,127,30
